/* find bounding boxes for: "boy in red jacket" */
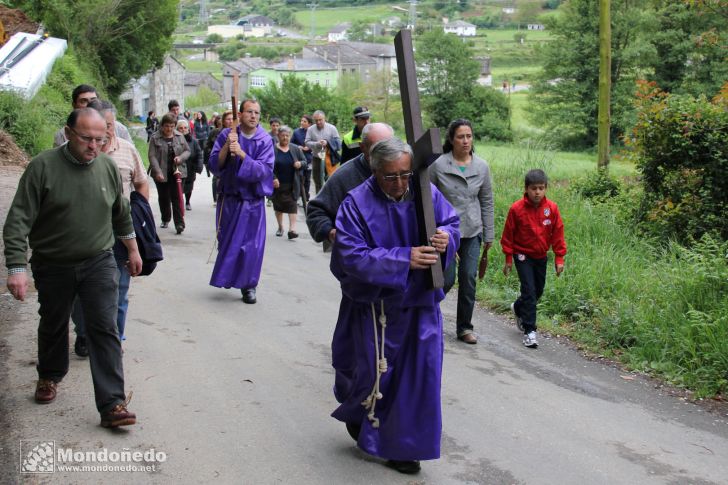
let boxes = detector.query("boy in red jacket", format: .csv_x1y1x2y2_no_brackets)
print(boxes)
501,169,566,348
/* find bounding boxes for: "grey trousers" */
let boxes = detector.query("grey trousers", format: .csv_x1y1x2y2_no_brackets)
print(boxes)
32,250,126,414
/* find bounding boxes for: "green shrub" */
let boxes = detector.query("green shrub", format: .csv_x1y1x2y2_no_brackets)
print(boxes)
629,81,728,242
478,141,727,397
570,169,621,202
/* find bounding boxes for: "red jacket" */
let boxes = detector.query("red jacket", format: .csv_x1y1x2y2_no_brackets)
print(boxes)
501,195,566,265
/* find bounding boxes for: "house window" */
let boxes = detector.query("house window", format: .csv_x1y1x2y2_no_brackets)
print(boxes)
251,76,266,87
325,78,330,87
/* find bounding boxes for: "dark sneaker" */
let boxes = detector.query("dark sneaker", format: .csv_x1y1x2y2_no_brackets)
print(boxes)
386,460,421,474
175,225,184,235
74,336,89,358
185,203,192,211
35,379,57,404
160,221,169,229
100,393,136,428
457,333,477,344
287,231,299,240
241,288,257,304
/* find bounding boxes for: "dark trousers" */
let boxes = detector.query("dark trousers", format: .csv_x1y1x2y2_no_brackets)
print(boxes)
212,175,219,202
312,158,324,194
444,235,481,337
513,255,547,333
154,178,185,230
32,251,126,414
302,169,312,208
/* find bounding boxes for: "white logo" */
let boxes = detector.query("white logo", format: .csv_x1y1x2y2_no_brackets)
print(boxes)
20,440,55,474
544,208,550,216
543,219,552,226
517,254,526,261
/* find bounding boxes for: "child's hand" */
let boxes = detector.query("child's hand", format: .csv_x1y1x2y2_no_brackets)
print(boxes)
503,262,512,276
555,263,564,277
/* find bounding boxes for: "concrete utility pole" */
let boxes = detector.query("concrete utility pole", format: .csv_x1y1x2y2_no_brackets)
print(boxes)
306,2,318,40
597,0,611,170
408,0,417,30
199,0,209,25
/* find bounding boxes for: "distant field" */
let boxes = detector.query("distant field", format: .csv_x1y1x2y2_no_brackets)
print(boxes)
476,28,552,43
293,5,403,36
183,60,223,77
491,64,541,84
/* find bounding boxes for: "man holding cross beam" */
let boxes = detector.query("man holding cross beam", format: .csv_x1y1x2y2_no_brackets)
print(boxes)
208,99,274,304
330,137,460,474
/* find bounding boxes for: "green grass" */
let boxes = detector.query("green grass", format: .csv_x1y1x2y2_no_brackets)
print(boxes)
491,65,541,84
476,28,552,43
294,5,399,36
133,137,150,169
474,140,728,398
182,59,223,76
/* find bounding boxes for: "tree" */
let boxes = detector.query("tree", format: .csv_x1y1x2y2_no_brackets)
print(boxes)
529,0,656,149
651,1,727,98
416,29,511,140
206,33,224,44
15,0,177,97
250,75,350,128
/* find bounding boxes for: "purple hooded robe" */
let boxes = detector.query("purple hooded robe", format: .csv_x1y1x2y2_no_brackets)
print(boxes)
209,125,274,289
330,177,460,461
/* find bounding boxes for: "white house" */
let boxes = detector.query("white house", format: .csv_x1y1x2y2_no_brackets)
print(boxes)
328,23,350,43
443,20,476,37
527,24,545,31
208,14,275,39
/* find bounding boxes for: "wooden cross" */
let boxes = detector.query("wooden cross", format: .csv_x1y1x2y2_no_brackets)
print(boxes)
394,29,444,289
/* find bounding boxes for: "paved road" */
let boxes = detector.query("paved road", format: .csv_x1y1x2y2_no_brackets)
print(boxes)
1,175,727,484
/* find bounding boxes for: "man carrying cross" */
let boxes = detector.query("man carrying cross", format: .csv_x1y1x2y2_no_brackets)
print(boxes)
330,137,460,474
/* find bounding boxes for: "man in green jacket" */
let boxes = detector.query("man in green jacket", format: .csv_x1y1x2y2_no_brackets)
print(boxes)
4,108,142,428
341,106,371,163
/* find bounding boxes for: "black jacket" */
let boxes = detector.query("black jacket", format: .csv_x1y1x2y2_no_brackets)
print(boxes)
130,191,163,275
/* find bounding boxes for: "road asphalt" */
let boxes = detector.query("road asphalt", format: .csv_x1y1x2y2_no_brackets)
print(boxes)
1,174,727,484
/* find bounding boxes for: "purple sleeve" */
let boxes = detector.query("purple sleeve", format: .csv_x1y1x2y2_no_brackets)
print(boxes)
237,138,274,184
334,196,411,292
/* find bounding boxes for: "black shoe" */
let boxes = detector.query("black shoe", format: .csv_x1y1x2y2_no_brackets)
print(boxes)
185,203,191,211
386,460,421,474
176,226,184,234
241,288,257,304
345,422,360,442
275,228,283,237
160,221,169,229
74,336,88,358
287,231,299,240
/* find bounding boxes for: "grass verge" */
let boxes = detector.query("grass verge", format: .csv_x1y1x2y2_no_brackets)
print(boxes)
476,140,728,398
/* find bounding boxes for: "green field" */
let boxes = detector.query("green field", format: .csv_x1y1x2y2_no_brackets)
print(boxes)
182,60,223,78
294,5,403,36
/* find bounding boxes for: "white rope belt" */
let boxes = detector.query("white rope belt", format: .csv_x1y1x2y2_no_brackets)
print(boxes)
361,300,388,428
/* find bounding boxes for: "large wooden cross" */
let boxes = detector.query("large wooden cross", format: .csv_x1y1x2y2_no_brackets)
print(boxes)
394,29,444,289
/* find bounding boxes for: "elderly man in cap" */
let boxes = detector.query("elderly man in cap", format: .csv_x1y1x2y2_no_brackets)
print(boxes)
341,106,371,163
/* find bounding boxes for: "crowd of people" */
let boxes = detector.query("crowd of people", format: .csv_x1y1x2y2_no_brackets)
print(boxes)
3,85,567,476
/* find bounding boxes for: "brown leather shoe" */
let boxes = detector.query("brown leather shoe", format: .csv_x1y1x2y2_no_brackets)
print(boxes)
35,379,57,404
458,333,478,344
100,392,136,428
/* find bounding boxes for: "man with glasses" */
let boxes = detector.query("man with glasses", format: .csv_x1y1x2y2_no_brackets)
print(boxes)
4,108,141,428
208,99,274,304
328,137,460,475
53,84,132,147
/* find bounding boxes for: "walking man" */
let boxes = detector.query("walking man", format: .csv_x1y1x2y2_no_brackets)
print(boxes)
53,84,132,147
304,110,341,194
208,99,274,304
4,108,141,428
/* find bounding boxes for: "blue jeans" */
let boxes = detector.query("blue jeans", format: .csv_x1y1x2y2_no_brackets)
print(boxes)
73,242,130,340
444,234,482,337
513,255,547,334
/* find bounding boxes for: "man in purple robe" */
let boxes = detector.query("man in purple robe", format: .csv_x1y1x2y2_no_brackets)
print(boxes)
330,137,460,474
209,99,274,303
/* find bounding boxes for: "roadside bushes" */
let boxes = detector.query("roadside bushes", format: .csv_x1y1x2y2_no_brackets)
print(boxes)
629,81,728,243
478,141,727,397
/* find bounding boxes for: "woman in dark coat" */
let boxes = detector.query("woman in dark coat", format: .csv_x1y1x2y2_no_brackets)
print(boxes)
272,125,307,239
146,111,159,142
177,120,203,211
148,113,190,234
